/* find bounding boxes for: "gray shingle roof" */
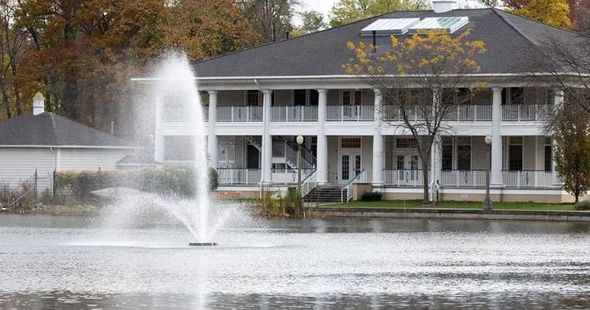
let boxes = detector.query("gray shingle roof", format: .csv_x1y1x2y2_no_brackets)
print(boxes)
193,8,583,77
0,112,136,148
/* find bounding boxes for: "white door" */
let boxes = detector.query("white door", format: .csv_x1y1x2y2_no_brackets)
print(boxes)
339,149,362,184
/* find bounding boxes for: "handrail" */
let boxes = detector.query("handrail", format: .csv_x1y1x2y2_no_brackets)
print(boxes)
341,169,367,203
300,170,318,198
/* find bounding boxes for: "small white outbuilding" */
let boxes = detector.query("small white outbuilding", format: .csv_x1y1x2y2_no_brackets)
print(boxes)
0,93,139,192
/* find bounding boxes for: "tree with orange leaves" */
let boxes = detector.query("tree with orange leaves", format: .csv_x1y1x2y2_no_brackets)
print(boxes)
343,30,486,204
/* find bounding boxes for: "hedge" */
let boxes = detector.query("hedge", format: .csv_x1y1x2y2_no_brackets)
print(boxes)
55,166,219,201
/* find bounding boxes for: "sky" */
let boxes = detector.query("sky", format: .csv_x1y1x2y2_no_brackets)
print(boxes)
294,0,338,26
293,0,486,27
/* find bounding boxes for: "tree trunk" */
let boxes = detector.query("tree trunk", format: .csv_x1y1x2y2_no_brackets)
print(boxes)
422,164,430,205
0,77,11,118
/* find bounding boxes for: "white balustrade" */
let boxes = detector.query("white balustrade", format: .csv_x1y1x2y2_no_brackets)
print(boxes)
327,105,374,121
382,170,426,187
502,170,555,188
440,170,487,188
271,106,318,122
217,168,261,185
502,104,550,121
217,106,263,122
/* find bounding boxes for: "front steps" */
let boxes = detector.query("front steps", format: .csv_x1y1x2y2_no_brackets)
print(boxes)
304,186,343,203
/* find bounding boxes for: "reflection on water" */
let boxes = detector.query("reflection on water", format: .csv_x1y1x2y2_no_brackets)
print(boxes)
1,215,590,309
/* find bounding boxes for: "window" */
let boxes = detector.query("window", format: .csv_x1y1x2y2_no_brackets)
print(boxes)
247,90,260,106
442,137,453,170
355,155,361,176
396,138,416,149
354,90,362,105
294,90,306,106
510,88,524,105
310,90,319,106
456,137,471,171
508,137,523,171
397,155,405,170
545,138,553,172
341,138,361,148
342,90,362,105
341,155,350,180
343,91,351,105
164,136,194,161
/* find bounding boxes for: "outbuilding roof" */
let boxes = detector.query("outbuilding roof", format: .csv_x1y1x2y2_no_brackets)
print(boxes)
0,112,137,148
193,8,582,78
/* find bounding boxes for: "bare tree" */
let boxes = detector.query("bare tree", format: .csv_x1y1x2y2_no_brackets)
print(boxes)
344,30,486,204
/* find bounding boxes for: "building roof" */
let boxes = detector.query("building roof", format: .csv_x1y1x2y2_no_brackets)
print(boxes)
0,112,137,148
193,8,582,78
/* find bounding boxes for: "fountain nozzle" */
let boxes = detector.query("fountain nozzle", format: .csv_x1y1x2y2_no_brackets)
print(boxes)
189,242,218,247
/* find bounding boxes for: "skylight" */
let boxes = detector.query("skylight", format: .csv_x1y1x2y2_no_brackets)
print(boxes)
360,18,421,36
408,17,470,34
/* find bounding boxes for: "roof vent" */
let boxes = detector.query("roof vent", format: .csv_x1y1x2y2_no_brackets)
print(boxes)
408,16,469,34
361,18,421,36
33,92,45,116
432,0,457,13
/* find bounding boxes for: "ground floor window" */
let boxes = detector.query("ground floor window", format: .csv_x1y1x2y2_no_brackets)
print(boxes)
341,155,349,180
545,137,553,172
456,137,471,171
442,137,453,170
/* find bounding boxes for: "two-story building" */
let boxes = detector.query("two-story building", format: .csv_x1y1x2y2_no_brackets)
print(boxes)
146,4,584,203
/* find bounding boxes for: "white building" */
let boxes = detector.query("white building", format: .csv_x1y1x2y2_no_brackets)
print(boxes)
0,93,138,193
148,6,582,202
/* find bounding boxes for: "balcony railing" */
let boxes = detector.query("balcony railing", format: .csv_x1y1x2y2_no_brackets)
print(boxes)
502,170,555,188
271,106,318,122
217,106,263,122
162,106,209,122
218,168,261,185
383,169,427,187
327,105,374,121
441,170,487,188
218,168,315,185
442,105,492,121
502,104,550,121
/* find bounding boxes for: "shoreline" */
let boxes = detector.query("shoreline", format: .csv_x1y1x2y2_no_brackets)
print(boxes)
306,207,590,222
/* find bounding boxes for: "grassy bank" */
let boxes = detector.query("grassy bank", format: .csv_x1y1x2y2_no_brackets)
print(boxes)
324,200,576,211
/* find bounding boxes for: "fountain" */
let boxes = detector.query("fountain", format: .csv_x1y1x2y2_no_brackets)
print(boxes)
153,53,215,246
94,53,228,246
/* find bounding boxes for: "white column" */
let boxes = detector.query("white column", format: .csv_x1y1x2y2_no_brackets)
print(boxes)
317,89,329,185
372,89,384,186
207,90,218,169
261,90,273,185
491,87,503,187
552,89,564,185
154,94,165,163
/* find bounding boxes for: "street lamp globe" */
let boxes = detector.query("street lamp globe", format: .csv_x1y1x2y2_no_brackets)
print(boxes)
296,135,304,145
485,134,492,145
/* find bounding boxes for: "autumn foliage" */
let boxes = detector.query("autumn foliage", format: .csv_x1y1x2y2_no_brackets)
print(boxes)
0,0,260,134
343,30,486,204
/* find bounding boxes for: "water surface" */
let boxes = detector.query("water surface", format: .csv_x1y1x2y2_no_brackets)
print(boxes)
1,215,590,309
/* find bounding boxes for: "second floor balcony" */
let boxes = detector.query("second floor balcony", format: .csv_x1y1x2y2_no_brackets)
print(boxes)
161,103,552,124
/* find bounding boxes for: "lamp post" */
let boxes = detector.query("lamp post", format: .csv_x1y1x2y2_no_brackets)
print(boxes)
296,135,305,217
484,134,493,212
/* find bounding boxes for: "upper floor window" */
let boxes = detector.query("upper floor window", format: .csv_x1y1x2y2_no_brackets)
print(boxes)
502,87,524,105
342,90,362,105
246,90,260,106
293,89,306,106
310,90,319,106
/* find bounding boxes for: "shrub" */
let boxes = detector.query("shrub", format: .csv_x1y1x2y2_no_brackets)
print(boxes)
209,168,219,191
575,200,590,210
361,191,382,202
54,166,207,201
